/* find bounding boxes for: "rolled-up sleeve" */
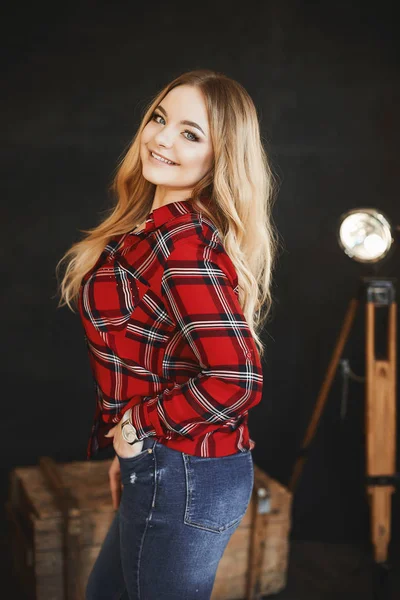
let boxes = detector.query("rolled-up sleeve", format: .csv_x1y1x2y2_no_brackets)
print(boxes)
128,238,263,441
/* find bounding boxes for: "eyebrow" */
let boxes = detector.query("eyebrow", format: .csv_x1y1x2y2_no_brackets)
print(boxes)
155,104,206,137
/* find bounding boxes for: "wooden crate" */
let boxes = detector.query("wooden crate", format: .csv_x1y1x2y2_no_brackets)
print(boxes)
6,455,292,600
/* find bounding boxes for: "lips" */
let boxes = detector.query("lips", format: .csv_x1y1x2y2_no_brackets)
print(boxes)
149,149,178,165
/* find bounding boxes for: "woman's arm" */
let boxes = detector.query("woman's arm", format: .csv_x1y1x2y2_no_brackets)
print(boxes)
127,238,263,441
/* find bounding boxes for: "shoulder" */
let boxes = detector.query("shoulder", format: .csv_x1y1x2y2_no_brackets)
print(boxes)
164,213,239,290
163,209,224,254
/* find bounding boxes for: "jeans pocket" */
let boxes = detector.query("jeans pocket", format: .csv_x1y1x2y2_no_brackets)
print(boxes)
182,451,254,534
117,446,154,487
117,446,153,465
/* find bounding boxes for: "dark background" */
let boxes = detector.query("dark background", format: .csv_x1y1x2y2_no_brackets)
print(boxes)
2,1,400,597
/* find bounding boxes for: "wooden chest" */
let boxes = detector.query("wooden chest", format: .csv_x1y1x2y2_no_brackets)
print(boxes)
6,455,292,600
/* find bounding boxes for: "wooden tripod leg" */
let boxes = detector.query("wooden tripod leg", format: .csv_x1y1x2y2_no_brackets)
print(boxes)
288,297,359,492
365,301,397,564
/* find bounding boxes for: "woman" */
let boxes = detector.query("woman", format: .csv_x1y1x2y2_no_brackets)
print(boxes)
56,68,279,600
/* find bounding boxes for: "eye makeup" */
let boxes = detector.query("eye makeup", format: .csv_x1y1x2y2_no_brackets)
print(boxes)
150,111,200,142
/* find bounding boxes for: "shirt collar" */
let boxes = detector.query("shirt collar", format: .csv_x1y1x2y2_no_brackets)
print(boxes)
134,196,210,235
105,196,209,259
146,197,197,232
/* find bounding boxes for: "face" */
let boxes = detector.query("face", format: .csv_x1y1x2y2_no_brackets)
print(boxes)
140,85,214,199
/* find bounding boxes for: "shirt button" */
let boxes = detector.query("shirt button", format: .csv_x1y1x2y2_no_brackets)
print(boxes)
246,350,252,358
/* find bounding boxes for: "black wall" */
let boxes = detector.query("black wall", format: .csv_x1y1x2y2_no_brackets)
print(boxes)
2,1,399,545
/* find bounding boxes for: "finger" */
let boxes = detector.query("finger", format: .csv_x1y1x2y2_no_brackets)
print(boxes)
109,477,120,509
112,487,119,510
113,481,123,510
109,460,122,509
116,484,122,509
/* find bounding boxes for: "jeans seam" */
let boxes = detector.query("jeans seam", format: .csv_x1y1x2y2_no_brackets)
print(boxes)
137,441,158,599
182,453,193,528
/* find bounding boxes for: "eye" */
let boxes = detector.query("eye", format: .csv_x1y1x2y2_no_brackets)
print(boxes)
150,111,199,142
151,111,165,125
183,130,199,142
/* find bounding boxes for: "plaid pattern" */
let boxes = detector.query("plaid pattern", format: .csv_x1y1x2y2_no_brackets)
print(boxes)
79,198,263,459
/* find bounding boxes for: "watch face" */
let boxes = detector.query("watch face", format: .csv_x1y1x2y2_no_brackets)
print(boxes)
121,422,136,444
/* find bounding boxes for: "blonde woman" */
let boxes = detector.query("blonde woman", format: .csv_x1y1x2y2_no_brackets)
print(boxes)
56,68,279,600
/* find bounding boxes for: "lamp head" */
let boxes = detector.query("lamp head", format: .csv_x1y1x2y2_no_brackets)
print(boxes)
337,208,394,264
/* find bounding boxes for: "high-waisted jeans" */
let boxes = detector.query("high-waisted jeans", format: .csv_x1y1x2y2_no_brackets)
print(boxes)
85,436,254,600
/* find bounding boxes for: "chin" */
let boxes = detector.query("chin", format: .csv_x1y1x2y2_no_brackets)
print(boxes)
141,167,172,186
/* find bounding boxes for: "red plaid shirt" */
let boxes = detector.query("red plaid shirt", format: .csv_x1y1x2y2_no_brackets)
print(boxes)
78,198,263,459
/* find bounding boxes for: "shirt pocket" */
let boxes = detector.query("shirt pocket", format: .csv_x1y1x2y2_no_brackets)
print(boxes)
80,257,150,335
124,286,176,345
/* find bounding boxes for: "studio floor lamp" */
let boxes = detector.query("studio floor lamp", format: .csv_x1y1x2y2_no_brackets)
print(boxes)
289,208,399,588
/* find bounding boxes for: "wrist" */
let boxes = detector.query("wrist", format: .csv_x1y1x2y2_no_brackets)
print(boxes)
121,408,141,445
123,407,133,424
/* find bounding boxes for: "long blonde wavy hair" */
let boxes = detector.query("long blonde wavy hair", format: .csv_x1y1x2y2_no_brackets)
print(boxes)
56,68,281,359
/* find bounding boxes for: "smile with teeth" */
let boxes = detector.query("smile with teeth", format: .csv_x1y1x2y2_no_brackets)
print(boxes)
150,151,177,165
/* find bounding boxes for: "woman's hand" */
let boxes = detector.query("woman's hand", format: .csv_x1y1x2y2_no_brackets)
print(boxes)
104,416,144,459
108,455,122,510
105,416,144,510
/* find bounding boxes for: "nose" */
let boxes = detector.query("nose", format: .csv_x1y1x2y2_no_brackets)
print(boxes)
153,128,174,147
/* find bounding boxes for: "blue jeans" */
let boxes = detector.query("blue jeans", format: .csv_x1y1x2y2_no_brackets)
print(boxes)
85,436,254,600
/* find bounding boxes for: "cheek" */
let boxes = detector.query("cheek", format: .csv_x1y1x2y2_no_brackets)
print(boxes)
140,124,152,146
203,149,214,171
183,146,208,166
189,149,213,174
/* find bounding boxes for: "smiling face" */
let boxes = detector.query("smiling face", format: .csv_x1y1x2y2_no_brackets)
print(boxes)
140,85,214,202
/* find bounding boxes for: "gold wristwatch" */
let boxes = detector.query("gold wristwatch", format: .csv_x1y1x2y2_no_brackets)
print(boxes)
120,409,142,445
